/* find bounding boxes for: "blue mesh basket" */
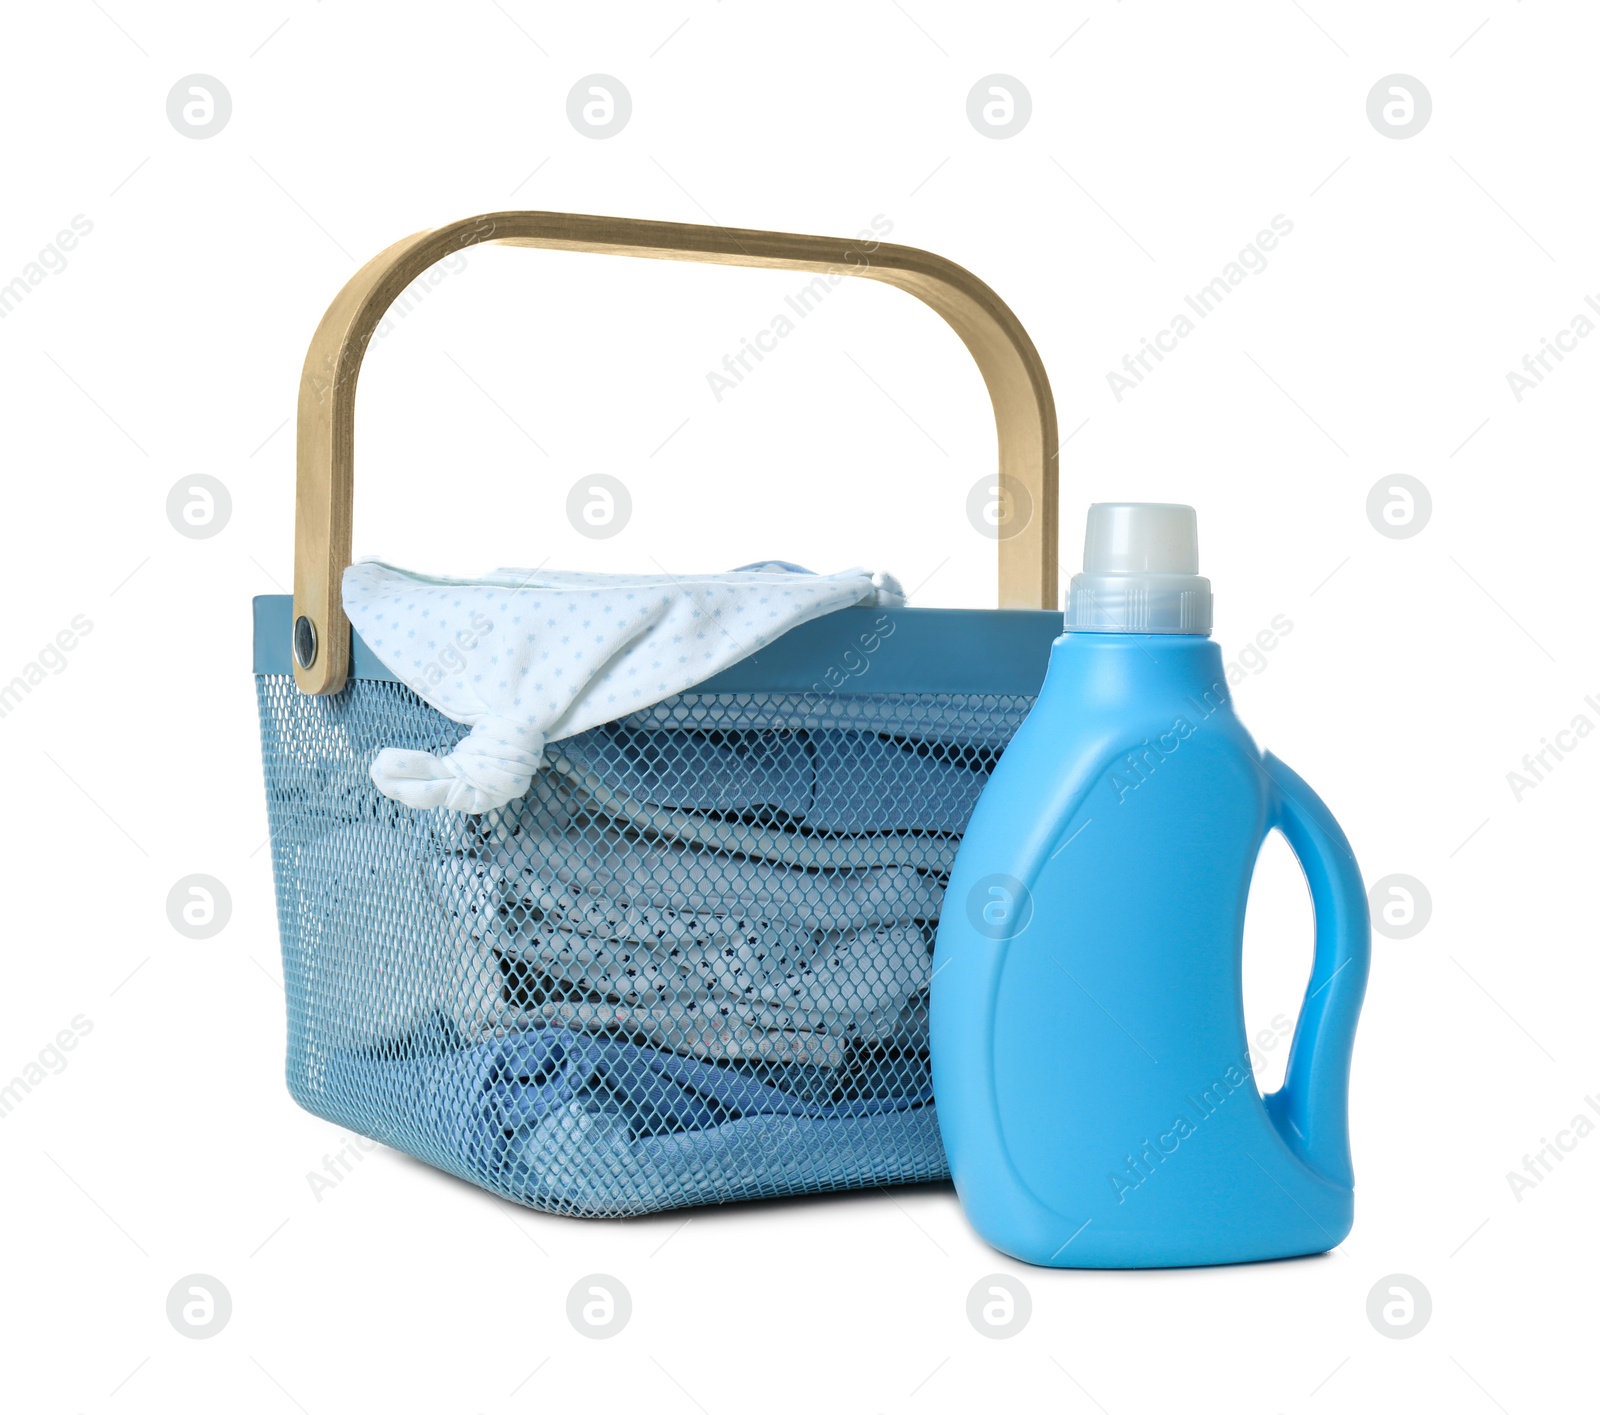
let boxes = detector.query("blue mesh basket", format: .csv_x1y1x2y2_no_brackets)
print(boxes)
258,210,1060,1216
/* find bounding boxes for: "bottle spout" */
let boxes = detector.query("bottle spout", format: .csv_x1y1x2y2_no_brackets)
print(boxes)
1065,503,1213,635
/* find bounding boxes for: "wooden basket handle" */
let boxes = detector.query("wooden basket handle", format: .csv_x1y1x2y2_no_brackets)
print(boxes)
292,210,1059,694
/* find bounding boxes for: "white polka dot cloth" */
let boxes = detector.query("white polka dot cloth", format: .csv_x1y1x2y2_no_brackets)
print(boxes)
343,559,905,814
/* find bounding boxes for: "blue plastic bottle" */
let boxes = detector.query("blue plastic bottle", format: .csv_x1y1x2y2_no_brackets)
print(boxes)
931,504,1370,1268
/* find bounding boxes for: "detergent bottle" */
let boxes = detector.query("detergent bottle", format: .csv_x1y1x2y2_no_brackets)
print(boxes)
931,503,1369,1268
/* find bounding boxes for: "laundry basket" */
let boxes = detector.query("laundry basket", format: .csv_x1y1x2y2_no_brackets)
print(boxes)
255,210,1061,1217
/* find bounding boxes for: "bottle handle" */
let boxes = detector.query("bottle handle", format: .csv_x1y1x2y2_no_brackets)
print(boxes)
1259,753,1371,1189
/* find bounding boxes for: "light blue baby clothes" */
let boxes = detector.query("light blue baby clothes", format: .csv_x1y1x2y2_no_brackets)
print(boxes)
342,560,904,813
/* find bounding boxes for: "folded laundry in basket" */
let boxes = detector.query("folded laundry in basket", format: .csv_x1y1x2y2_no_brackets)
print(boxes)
342,560,905,814
555,723,991,833
328,1024,944,1213
498,918,931,1068
476,1025,923,1135
476,804,944,1065
483,800,948,924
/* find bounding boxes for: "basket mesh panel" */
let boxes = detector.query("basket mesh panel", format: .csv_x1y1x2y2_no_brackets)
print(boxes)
257,676,1030,1216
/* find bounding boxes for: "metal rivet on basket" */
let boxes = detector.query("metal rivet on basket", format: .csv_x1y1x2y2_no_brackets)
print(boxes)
293,614,318,669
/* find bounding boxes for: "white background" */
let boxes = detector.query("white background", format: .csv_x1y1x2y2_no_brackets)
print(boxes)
2,1,1594,1410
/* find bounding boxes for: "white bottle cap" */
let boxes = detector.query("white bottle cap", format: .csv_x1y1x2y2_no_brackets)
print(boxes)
1064,503,1213,634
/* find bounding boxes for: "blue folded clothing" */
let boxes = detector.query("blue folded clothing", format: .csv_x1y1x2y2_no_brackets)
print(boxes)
323,1024,945,1214
559,724,813,820
808,731,986,832
292,692,1023,1213
558,723,994,833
